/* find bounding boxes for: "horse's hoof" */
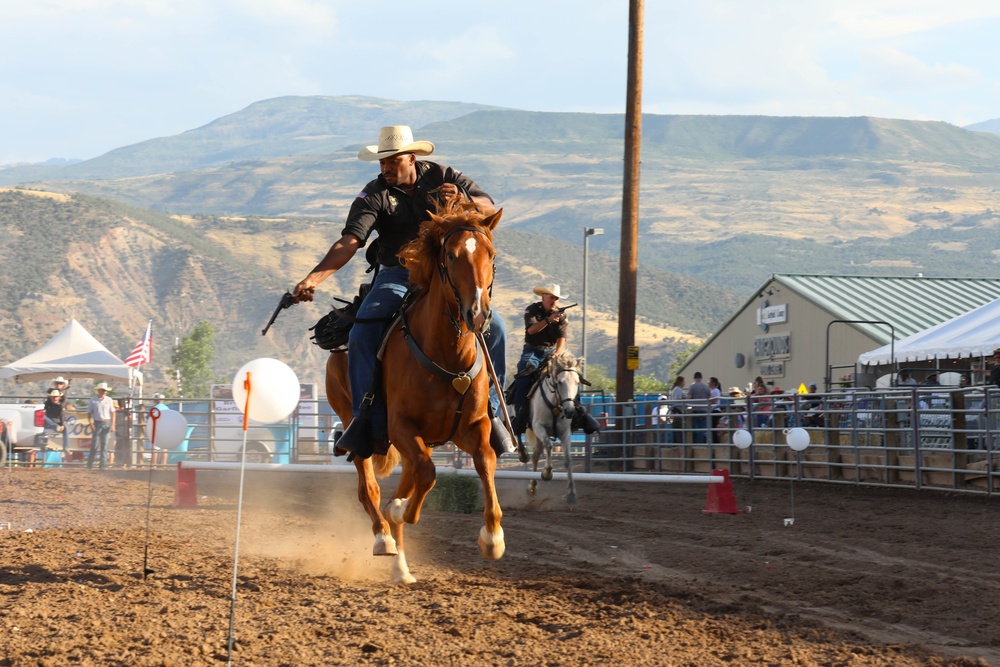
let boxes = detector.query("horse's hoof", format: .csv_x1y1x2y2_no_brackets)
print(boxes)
566,492,578,505
528,480,537,496
393,572,417,585
541,468,553,481
373,532,398,556
478,526,506,560
391,551,416,585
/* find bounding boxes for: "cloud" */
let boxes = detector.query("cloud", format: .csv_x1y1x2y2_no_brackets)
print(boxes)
830,0,1000,39
861,47,983,91
403,27,516,96
235,0,336,37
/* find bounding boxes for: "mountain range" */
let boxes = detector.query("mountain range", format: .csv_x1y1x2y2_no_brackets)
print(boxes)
2,96,1000,393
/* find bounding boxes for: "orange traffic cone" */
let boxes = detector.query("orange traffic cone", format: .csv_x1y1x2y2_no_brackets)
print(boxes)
703,468,741,515
172,463,198,508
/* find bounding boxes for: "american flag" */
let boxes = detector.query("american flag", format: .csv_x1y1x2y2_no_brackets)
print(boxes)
125,321,152,367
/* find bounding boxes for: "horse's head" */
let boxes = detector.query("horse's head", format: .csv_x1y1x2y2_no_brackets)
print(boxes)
545,352,586,418
400,201,502,333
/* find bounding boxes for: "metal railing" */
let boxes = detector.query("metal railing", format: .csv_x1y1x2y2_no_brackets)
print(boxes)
560,387,1000,494
6,387,1000,495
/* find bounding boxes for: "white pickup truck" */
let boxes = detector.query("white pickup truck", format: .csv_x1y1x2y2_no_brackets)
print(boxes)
0,402,47,461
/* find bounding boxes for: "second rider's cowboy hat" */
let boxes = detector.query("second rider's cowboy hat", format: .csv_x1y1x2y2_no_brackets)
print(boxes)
94,382,110,392
533,284,567,299
357,126,436,162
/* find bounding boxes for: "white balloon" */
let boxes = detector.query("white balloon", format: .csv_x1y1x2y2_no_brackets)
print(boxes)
147,407,189,450
732,429,753,449
232,358,300,423
785,427,811,451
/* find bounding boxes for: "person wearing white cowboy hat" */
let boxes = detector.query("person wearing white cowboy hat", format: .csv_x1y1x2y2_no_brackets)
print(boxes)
509,284,572,433
87,382,116,470
51,375,71,395
290,125,513,460
43,388,71,453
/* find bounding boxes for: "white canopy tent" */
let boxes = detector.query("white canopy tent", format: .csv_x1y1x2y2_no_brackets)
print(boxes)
858,297,1000,367
0,319,137,385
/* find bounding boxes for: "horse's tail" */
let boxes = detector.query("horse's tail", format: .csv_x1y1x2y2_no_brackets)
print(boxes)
372,446,399,478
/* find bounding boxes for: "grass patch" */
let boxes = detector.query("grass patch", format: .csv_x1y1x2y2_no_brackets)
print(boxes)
425,474,481,514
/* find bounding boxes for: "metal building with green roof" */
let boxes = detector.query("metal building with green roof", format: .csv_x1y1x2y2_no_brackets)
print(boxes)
678,274,1000,392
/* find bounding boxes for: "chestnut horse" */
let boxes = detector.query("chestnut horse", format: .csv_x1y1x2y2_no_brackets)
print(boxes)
325,201,503,584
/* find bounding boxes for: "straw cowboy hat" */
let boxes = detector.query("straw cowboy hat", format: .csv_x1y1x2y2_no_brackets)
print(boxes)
94,382,110,392
47,388,63,397
533,284,567,299
53,376,68,384
357,126,435,162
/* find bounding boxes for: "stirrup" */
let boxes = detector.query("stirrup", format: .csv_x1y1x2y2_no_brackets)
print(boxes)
489,416,515,456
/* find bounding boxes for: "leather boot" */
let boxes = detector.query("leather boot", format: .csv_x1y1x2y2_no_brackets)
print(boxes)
337,417,374,462
571,399,601,434
490,416,515,456
513,403,530,436
579,410,601,434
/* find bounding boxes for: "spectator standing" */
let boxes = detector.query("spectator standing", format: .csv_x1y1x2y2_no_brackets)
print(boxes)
751,383,772,427
708,377,723,443
654,395,671,444
990,349,1000,388
87,383,116,470
922,373,941,387
669,376,686,444
897,369,917,387
688,372,711,444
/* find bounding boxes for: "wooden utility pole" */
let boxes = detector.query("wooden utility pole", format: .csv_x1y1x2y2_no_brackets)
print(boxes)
616,0,643,405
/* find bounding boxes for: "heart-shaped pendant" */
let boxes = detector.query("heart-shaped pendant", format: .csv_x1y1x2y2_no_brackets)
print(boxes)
452,374,472,394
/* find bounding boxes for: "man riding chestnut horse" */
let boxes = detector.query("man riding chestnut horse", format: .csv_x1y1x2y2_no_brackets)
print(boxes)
291,125,514,460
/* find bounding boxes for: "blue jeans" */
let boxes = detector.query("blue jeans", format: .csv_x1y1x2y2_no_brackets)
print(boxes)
44,416,70,451
347,266,507,440
691,414,708,444
512,345,554,413
88,420,111,469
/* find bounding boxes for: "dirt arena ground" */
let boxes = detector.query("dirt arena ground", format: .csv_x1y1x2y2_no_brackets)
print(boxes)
1,464,998,666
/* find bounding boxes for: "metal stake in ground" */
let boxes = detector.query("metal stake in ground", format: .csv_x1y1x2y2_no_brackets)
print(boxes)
227,372,252,665
142,407,162,579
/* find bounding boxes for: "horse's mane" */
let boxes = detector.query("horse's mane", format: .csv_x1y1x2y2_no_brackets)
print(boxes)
397,199,494,291
547,351,583,374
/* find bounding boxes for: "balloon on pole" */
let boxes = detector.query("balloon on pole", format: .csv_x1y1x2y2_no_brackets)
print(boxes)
232,358,300,423
147,407,189,450
732,429,753,449
785,427,811,451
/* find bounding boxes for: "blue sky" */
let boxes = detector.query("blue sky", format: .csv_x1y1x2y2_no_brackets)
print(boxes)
3,0,1000,164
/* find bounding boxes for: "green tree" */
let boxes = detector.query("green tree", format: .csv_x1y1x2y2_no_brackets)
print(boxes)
169,321,216,398
668,343,700,381
634,373,668,393
582,363,615,393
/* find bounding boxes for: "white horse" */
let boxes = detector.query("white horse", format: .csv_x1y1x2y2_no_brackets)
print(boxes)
525,352,586,504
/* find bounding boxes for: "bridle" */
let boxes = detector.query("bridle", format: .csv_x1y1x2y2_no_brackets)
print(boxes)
540,366,581,419
436,225,495,335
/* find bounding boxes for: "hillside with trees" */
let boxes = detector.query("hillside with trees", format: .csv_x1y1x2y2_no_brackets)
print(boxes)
3,96,999,390
0,188,736,394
